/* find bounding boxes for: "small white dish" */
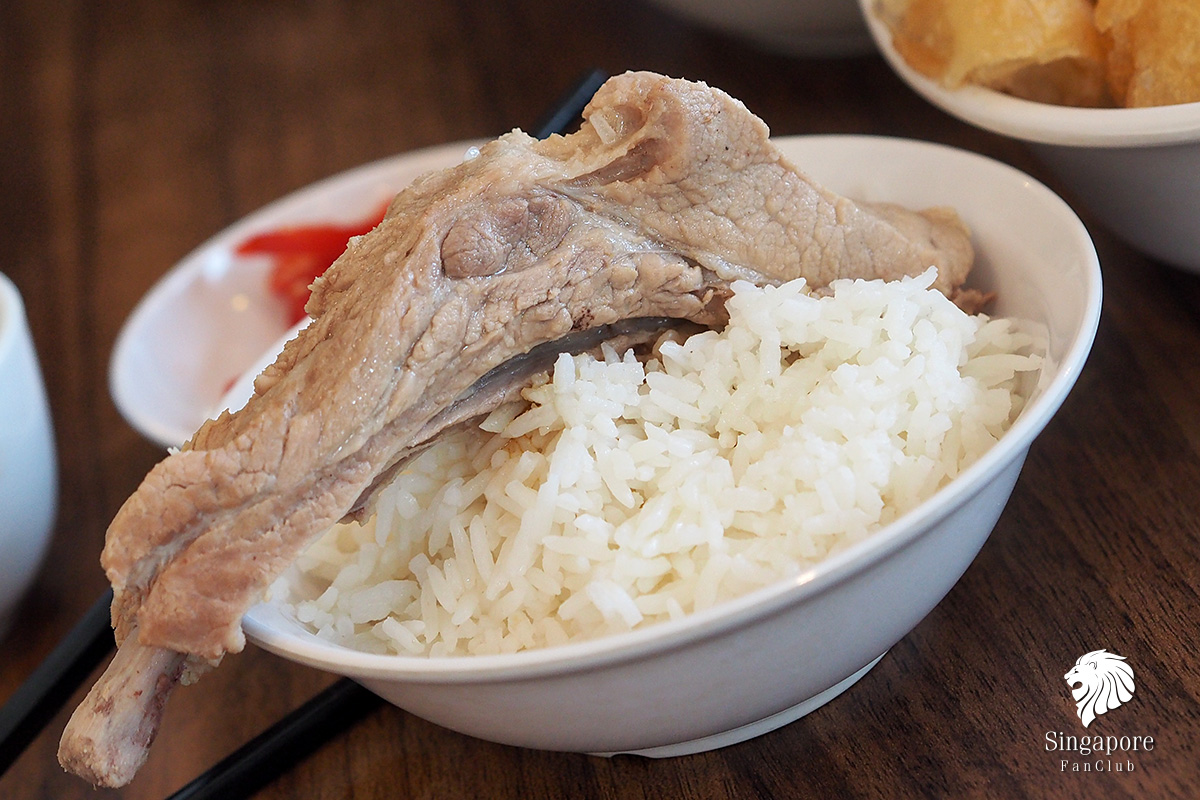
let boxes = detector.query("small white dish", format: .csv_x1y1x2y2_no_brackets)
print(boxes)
109,141,485,449
240,135,1102,757
859,0,1200,272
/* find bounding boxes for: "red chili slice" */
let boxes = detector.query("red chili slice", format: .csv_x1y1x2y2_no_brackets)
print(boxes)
236,200,389,325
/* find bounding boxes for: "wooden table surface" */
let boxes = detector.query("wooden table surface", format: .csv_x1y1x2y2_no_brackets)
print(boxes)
2,1,1199,798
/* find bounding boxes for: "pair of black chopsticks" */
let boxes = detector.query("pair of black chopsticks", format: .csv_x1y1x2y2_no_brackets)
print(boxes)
0,68,607,798
0,589,115,776
0,584,381,798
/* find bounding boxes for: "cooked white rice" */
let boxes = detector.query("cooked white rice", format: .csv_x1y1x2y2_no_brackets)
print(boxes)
274,268,1041,657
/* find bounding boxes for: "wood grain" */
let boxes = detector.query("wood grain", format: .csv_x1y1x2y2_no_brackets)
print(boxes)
1,1,1197,797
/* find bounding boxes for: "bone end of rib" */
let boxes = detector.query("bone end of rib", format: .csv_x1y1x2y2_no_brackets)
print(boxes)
58,638,185,788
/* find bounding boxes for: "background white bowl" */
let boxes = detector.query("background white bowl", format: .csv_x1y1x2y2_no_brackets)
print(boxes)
645,0,872,57
859,0,1200,272
243,135,1102,757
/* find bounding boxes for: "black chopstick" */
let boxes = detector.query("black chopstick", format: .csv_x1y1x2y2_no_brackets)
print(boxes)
0,588,115,776
531,68,609,140
166,678,380,800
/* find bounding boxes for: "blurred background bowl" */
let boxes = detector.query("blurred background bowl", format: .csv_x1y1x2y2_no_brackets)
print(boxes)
0,273,57,641
242,135,1101,757
645,0,873,57
860,0,1200,273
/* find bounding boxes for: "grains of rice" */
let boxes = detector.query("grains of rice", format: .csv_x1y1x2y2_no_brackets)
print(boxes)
274,268,1041,657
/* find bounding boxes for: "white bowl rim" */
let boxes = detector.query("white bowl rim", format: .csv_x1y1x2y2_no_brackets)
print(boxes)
242,134,1103,684
859,0,1200,148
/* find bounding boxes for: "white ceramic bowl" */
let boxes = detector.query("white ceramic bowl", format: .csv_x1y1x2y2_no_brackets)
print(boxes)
645,0,872,57
242,135,1101,757
860,0,1200,272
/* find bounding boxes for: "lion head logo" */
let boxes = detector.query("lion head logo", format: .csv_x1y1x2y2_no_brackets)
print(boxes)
1064,649,1135,728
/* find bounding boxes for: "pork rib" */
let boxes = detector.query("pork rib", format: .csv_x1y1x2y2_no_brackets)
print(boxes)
60,71,974,786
